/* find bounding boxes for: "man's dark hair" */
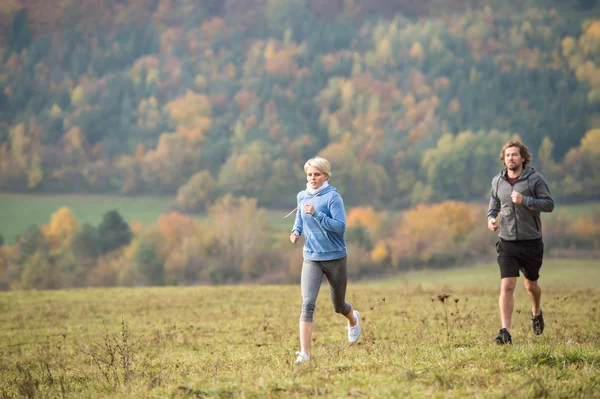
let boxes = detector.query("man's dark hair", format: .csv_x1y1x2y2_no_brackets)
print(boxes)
500,140,532,166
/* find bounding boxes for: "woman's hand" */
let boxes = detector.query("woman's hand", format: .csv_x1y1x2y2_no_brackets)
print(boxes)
303,204,315,216
290,232,300,243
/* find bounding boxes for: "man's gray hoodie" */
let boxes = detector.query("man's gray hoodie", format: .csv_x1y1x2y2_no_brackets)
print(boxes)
488,166,555,241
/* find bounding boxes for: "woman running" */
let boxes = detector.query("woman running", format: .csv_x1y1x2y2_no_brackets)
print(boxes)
289,156,361,364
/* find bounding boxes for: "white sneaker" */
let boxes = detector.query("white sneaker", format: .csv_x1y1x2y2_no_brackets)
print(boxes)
347,310,361,343
295,351,310,364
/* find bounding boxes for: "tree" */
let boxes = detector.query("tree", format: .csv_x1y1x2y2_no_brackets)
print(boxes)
165,90,213,143
421,130,513,202
5,8,31,57
14,225,46,263
208,194,268,279
176,170,218,212
42,207,79,251
97,210,132,255
134,240,164,286
561,129,600,200
19,249,59,290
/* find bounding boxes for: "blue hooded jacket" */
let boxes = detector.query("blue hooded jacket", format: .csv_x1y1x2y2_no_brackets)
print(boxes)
291,185,347,261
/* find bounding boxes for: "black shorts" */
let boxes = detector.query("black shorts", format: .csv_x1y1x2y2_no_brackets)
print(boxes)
496,238,544,281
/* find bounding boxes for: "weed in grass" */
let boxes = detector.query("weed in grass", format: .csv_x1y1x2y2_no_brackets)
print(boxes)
13,363,39,399
431,293,474,346
78,317,138,389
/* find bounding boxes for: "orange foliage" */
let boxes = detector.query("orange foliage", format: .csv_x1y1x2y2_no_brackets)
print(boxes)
166,90,212,143
201,17,228,42
134,143,145,160
235,90,259,110
567,217,600,239
264,42,299,77
389,201,478,263
448,98,461,114
433,77,450,91
129,221,145,235
347,206,380,230
158,211,198,246
585,21,600,42
245,115,258,129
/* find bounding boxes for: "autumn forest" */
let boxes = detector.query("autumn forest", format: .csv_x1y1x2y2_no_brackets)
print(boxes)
0,0,599,289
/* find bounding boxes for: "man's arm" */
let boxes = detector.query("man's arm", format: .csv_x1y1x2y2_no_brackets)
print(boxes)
487,176,500,221
523,174,555,213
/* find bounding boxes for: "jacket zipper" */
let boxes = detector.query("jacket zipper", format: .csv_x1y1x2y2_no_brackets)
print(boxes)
512,201,518,240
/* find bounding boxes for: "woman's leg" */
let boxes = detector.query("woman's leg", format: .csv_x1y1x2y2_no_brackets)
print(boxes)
322,257,356,325
300,259,324,355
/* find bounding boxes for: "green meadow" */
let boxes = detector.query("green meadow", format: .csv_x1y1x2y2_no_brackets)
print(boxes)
0,194,297,242
1,193,598,244
0,194,175,242
1,259,599,398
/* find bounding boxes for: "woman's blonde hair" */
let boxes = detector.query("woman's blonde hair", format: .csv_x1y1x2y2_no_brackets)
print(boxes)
304,156,331,180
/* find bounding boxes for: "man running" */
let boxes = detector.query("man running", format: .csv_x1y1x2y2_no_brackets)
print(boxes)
488,140,555,344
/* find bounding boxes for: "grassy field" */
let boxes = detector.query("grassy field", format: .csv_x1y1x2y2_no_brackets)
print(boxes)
1,259,599,398
0,194,294,243
0,194,176,242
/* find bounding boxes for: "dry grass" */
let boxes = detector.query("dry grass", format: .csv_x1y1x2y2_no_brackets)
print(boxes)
1,259,599,398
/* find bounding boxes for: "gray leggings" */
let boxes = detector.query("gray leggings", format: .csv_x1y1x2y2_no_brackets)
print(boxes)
300,257,351,322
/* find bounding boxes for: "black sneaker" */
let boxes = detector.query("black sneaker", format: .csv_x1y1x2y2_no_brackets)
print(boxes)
495,328,512,345
531,310,544,335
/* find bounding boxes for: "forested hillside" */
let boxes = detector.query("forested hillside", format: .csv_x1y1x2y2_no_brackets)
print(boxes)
0,1,599,289
1,0,599,209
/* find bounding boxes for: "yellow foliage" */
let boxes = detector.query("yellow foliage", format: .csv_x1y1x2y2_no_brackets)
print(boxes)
430,36,444,52
166,90,212,121
166,91,212,142
347,206,380,230
42,207,78,251
410,42,424,60
50,104,62,118
194,74,207,90
376,38,392,59
584,21,600,42
588,88,600,104
27,154,43,189
71,85,85,107
371,241,389,263
581,129,600,156
146,68,160,85
340,80,354,109
63,126,84,149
